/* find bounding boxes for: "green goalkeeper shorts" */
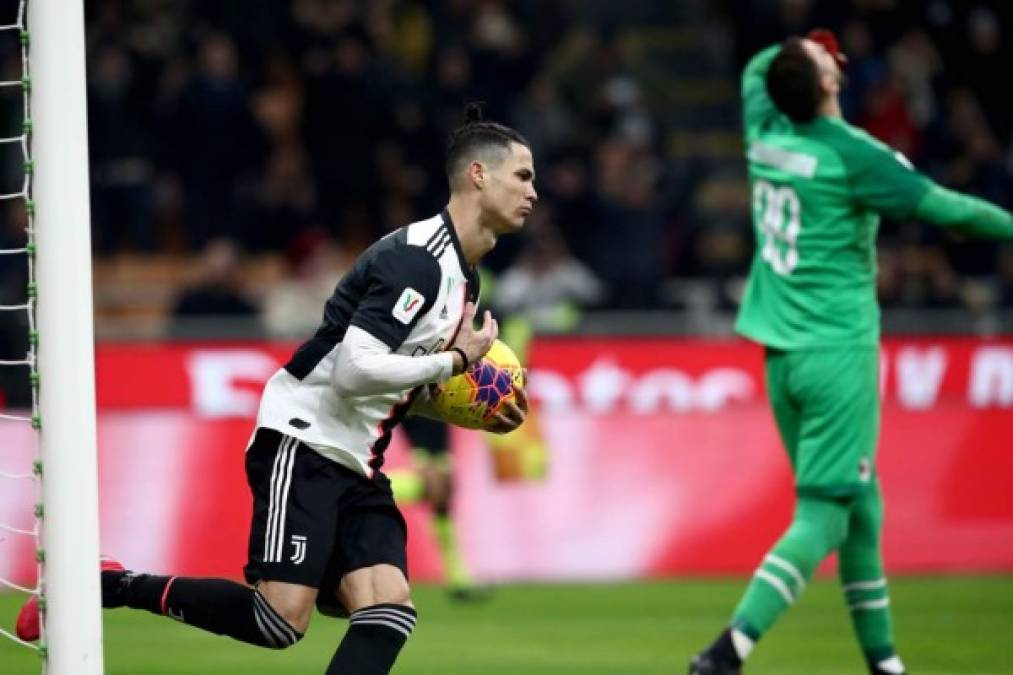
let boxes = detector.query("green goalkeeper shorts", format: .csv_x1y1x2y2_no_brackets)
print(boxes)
765,346,880,499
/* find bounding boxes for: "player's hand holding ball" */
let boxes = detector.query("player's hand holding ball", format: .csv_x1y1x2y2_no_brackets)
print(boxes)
433,303,528,433
450,302,498,374
484,383,527,434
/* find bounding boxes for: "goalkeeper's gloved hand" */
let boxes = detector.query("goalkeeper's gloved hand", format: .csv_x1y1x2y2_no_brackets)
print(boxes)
807,28,848,67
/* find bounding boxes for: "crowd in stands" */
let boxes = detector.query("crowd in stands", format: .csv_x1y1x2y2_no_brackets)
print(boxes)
0,0,1011,351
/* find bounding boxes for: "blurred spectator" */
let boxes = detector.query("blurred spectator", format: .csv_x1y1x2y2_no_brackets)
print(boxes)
302,26,385,235
585,137,669,308
838,19,887,119
938,89,1011,208
167,33,265,250
877,242,961,309
261,228,349,338
930,89,1012,279
495,207,604,332
237,141,318,252
170,238,260,337
961,6,1011,144
886,29,941,131
859,76,920,159
511,76,576,160
88,44,157,252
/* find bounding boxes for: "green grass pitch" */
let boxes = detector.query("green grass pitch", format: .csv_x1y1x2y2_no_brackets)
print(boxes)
2,577,1011,674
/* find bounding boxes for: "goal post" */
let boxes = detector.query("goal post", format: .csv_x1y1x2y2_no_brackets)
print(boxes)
30,0,104,671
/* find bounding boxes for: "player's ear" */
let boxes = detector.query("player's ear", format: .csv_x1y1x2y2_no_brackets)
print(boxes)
468,160,486,189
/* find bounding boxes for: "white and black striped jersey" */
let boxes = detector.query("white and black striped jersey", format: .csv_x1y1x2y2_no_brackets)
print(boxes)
254,210,480,477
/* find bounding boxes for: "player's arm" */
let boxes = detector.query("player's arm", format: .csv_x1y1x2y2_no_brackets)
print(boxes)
839,129,1013,238
333,247,452,397
333,326,455,397
742,45,788,142
912,184,1013,239
333,248,498,397
335,302,498,397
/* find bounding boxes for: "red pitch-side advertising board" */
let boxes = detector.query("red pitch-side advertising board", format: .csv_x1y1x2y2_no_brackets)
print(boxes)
1,336,1012,587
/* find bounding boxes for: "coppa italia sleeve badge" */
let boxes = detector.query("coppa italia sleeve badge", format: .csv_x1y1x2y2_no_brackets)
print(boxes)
392,287,426,324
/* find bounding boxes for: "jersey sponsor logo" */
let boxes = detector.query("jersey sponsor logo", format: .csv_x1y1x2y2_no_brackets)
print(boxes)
290,535,307,565
393,287,426,324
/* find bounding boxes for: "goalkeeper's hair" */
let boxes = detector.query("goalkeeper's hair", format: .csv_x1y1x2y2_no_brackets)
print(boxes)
446,102,529,189
767,37,823,123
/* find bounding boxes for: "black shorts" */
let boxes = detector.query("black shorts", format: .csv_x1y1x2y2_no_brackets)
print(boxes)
243,427,408,616
400,415,449,456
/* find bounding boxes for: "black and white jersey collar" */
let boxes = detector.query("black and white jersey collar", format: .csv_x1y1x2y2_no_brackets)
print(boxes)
440,208,480,291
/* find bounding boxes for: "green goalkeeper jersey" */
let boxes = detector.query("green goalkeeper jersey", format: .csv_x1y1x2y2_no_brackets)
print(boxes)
735,45,1013,349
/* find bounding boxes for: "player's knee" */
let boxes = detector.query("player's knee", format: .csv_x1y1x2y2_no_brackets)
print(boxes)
256,581,316,634
252,590,306,649
373,576,412,608
340,564,412,611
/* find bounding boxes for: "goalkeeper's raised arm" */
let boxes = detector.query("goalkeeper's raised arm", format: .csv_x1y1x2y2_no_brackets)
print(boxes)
743,37,1013,242
740,45,788,142
913,183,1013,240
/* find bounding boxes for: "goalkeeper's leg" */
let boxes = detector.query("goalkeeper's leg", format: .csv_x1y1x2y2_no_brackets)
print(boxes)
691,495,850,672
839,483,906,675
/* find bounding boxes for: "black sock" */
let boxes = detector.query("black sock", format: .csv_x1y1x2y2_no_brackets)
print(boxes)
104,570,171,612
113,572,302,649
327,604,417,675
702,627,743,667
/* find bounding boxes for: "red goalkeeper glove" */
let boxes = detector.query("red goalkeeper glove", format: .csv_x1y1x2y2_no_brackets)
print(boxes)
807,28,847,67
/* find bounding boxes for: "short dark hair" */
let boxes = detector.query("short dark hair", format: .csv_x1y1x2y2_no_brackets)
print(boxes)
445,103,529,186
766,37,823,123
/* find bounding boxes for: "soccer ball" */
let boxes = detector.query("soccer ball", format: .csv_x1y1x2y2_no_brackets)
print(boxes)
430,339,525,430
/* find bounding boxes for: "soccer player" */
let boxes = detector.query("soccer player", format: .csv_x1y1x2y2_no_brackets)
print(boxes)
391,416,486,600
689,31,1013,675
17,107,536,675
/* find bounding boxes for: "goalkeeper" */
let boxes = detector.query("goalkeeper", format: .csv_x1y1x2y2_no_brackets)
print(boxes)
689,31,1013,675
